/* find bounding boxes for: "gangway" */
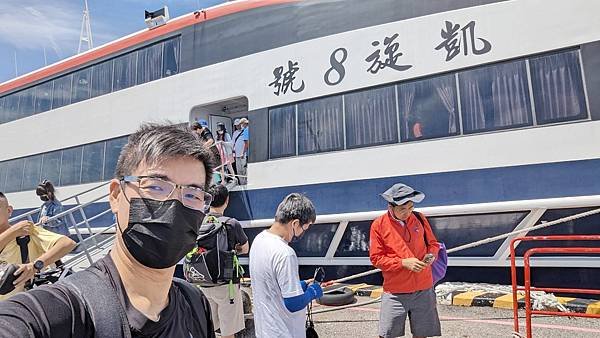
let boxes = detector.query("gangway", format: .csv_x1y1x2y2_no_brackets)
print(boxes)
8,181,116,271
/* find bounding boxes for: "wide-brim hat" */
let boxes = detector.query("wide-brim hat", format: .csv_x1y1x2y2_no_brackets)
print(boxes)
380,183,425,206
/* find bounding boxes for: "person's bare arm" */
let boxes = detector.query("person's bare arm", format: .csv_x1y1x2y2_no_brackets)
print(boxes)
236,242,249,255
13,236,76,286
0,221,31,252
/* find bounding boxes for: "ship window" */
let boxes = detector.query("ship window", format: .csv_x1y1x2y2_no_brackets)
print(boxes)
81,142,105,184
344,84,398,148
334,221,371,257
137,43,163,85
4,94,19,123
41,151,62,185
91,60,113,98
459,59,533,133
297,95,344,155
103,136,128,180
0,97,5,124
52,75,73,110
269,104,296,159
0,162,7,192
290,223,339,257
113,52,138,91
4,159,24,193
60,146,83,186
72,68,92,104
34,81,53,113
530,50,588,124
429,211,528,257
516,207,600,256
21,155,42,191
162,37,180,77
18,87,35,118
398,74,459,141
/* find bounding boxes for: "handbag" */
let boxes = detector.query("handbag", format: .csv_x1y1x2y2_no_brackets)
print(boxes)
414,212,448,284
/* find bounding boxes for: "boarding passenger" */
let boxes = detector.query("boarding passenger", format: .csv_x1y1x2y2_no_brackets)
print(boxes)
192,119,215,146
233,118,249,185
0,123,216,338
0,192,76,301
215,123,236,183
249,193,323,338
231,118,242,176
370,183,442,338
194,184,248,338
35,180,69,236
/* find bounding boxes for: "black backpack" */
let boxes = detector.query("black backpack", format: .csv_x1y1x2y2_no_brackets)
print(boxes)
183,216,244,287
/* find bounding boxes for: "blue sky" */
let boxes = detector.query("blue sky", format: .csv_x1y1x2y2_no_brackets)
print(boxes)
0,0,225,84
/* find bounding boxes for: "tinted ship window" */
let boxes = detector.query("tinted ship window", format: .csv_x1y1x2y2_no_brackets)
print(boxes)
41,151,62,185
113,52,138,91
60,147,83,186
269,104,296,159
335,220,372,257
398,74,459,141
163,37,180,77
52,75,73,110
21,155,42,191
290,223,338,257
530,50,588,124
4,159,24,193
81,142,105,184
297,95,344,155
459,60,532,133
344,85,398,148
91,60,113,98
72,68,92,104
137,43,163,85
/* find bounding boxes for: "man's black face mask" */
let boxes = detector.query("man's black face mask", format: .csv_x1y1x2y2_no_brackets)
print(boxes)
121,198,204,269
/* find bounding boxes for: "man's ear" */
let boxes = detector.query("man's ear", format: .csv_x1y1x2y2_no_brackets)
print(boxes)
7,205,13,217
108,180,122,214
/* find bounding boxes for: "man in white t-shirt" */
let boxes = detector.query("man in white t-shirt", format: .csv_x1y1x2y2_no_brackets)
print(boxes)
249,193,323,338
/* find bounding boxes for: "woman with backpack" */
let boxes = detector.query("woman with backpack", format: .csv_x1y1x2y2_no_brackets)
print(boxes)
36,180,69,236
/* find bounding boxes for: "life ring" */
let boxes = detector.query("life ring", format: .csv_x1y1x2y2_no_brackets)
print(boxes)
316,287,356,306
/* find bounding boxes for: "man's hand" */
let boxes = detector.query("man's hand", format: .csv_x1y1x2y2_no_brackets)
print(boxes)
13,263,35,287
40,216,49,224
10,221,32,238
402,258,427,272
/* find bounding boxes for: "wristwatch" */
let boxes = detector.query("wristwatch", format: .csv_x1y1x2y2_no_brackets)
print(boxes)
33,260,44,272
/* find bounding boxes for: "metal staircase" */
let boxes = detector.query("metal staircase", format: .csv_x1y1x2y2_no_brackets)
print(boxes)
8,181,116,271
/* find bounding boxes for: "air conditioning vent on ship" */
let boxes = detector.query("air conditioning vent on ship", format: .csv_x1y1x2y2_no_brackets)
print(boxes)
145,6,170,29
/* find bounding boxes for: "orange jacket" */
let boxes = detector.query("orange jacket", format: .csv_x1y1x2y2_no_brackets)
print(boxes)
369,211,440,293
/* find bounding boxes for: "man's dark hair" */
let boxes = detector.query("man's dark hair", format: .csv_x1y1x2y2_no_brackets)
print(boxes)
191,122,202,131
209,184,229,208
0,192,5,200
274,193,316,226
115,123,215,188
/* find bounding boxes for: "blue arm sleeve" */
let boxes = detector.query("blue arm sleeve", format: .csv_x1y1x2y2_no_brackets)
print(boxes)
300,280,308,292
283,291,313,313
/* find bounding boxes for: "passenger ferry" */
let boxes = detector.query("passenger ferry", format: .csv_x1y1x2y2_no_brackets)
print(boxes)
1,0,599,288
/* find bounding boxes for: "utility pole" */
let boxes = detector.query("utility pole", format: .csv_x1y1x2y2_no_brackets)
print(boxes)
78,0,94,53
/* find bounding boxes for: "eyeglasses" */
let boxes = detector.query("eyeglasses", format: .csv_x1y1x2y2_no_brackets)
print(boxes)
120,175,213,212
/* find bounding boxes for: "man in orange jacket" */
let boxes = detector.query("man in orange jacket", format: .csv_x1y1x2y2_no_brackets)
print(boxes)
369,183,441,338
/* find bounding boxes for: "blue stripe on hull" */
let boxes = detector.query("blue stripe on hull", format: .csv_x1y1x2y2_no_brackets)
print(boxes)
228,158,600,220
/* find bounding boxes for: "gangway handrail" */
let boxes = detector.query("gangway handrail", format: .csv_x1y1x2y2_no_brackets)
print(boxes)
510,235,600,338
7,181,110,222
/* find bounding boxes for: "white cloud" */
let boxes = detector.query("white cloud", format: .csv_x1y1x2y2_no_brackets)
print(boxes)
0,0,116,59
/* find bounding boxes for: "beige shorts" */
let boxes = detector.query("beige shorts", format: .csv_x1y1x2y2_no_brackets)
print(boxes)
200,284,245,336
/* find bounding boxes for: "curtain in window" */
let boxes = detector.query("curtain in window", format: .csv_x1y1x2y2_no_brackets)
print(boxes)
297,96,343,154
398,74,458,141
91,61,113,98
113,52,137,91
269,105,296,158
344,85,398,148
530,50,587,124
137,43,163,85
163,37,180,77
460,60,532,133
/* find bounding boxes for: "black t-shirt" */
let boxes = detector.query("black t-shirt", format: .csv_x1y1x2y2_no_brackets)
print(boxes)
0,255,215,338
200,128,214,142
207,212,248,248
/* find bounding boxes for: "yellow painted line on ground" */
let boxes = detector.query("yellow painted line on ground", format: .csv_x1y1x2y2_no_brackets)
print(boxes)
452,291,486,306
370,287,384,299
555,297,576,304
347,283,370,292
493,294,524,309
586,300,600,315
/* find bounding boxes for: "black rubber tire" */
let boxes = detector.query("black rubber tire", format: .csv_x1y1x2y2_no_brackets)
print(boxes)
316,287,356,306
